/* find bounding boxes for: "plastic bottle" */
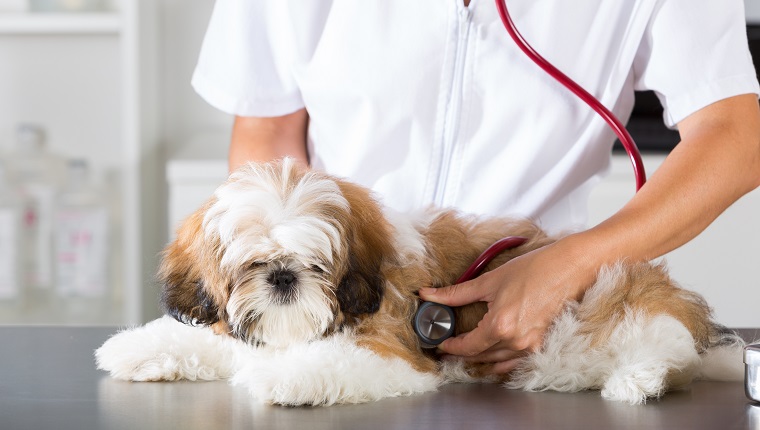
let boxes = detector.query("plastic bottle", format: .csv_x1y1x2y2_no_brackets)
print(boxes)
10,124,62,297
54,158,110,317
0,161,23,306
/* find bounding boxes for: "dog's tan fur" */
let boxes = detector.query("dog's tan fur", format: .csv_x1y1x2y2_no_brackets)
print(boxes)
575,263,717,351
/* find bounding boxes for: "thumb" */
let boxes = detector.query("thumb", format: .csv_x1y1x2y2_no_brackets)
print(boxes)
418,279,485,307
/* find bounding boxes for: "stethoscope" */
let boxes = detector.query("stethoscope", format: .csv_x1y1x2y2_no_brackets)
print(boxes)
413,0,647,349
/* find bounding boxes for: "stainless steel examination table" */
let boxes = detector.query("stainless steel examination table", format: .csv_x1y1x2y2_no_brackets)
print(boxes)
1,326,758,430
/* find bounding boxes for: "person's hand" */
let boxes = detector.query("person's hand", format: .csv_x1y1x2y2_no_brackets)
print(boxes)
418,236,597,374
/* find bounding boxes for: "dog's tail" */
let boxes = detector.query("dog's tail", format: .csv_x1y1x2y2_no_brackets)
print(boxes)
697,325,747,381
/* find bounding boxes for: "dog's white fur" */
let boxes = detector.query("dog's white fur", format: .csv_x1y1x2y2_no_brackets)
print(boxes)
96,299,742,406
96,316,441,405
96,159,744,406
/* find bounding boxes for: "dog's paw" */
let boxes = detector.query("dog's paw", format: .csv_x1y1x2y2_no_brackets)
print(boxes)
232,333,441,405
95,316,246,381
600,370,665,405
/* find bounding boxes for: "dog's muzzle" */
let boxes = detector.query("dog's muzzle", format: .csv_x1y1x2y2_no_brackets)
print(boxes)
268,268,298,304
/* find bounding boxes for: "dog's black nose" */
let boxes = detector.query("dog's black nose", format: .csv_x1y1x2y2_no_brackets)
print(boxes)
267,269,298,298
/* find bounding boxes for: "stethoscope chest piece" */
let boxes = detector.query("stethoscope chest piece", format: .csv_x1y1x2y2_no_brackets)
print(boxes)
414,301,456,349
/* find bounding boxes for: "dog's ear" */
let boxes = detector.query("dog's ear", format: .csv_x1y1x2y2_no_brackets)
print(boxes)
336,253,385,315
334,179,395,316
160,272,220,326
159,204,221,326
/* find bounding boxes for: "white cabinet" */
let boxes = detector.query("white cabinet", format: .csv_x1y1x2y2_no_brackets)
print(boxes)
0,0,162,325
166,134,227,237
588,154,760,328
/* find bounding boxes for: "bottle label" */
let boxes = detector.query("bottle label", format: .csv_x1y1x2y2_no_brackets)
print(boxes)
0,209,20,299
55,207,108,298
21,183,55,289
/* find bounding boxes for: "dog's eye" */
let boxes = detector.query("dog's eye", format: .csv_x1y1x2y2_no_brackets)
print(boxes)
311,265,325,274
249,261,267,270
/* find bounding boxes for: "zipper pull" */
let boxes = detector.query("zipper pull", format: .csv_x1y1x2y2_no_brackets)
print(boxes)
459,7,472,21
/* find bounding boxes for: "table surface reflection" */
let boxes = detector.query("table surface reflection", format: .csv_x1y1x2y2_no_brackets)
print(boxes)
1,326,759,430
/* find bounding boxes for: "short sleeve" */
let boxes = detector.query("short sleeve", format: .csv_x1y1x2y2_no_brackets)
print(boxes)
191,0,332,117
632,0,760,128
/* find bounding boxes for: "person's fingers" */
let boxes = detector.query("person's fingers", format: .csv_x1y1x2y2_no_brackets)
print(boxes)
458,346,524,363
484,357,524,375
437,326,497,357
418,278,487,307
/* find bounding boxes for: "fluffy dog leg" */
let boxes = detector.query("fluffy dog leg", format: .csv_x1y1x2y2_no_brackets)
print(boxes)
506,308,603,393
509,311,703,405
95,316,250,381
600,314,700,404
232,331,441,405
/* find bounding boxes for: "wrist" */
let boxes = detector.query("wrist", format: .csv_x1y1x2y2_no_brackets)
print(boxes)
550,230,613,295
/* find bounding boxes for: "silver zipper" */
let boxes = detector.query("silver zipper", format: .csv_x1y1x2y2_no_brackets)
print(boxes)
433,6,473,206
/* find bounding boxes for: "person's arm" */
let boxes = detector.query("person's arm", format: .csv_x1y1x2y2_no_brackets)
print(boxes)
228,108,309,173
584,93,760,264
419,94,760,373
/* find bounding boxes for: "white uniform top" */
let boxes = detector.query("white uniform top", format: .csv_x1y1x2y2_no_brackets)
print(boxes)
192,0,759,234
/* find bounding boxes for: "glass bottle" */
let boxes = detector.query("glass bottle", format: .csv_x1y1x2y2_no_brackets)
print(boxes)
0,161,23,307
10,124,62,299
54,159,110,319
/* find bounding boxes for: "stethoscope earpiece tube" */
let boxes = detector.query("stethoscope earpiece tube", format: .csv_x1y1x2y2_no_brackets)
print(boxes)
495,0,645,191
414,301,456,348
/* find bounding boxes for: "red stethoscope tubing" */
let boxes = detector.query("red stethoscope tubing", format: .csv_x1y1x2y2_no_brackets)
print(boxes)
457,1,648,283
455,236,528,283
496,0,647,193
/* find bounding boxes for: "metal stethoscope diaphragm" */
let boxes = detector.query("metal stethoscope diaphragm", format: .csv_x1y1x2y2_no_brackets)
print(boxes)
414,301,456,349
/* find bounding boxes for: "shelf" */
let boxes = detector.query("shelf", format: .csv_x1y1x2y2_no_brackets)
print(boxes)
0,12,121,35
0,0,162,325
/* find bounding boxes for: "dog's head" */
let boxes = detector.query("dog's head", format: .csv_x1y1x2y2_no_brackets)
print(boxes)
159,159,395,347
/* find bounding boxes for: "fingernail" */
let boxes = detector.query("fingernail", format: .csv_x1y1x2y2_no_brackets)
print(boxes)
419,287,437,296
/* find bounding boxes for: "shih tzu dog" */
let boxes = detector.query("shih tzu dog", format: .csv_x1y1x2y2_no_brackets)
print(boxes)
96,158,743,406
